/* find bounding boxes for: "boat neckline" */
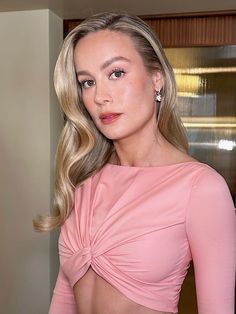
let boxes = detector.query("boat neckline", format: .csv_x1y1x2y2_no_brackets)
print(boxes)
105,160,203,170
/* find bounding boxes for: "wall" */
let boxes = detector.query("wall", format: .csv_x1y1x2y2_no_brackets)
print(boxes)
0,9,63,313
49,9,63,293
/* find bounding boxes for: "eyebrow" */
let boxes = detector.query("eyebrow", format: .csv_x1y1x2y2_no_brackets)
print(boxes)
101,56,131,70
76,56,131,76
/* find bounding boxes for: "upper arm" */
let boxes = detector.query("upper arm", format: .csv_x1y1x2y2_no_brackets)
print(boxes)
186,169,236,314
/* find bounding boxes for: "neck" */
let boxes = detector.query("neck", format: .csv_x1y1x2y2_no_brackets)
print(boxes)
112,129,169,167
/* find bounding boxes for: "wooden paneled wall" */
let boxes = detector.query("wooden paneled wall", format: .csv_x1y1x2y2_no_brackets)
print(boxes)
142,12,236,47
64,11,236,47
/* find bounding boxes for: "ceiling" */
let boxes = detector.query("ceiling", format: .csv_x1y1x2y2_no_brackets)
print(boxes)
0,0,236,19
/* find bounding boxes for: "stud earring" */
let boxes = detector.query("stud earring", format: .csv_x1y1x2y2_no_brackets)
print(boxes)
155,90,162,102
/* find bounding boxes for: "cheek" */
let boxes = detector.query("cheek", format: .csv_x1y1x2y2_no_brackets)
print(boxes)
122,79,154,106
120,80,141,100
81,94,94,116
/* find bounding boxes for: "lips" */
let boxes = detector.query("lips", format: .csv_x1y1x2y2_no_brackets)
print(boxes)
99,112,122,124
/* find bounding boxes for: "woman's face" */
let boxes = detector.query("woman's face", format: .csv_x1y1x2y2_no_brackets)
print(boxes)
74,30,163,142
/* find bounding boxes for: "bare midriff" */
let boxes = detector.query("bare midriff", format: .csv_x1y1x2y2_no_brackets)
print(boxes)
73,268,172,314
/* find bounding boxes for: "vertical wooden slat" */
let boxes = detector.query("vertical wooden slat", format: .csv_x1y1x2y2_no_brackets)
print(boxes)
64,12,236,47
142,13,236,47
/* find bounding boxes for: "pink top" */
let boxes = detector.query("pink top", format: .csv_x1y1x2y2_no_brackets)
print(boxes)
49,162,236,314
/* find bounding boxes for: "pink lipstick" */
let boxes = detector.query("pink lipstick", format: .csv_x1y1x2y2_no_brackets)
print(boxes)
99,113,121,124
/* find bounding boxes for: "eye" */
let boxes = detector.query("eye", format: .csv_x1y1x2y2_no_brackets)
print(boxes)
80,79,95,89
109,69,125,80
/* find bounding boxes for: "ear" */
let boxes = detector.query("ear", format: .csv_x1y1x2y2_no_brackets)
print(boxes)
151,70,164,91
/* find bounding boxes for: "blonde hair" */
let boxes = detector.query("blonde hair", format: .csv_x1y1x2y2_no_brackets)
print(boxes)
34,12,188,231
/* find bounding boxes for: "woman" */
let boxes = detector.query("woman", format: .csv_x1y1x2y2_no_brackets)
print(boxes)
34,12,236,314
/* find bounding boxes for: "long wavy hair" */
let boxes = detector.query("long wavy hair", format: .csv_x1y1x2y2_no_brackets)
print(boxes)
34,12,188,231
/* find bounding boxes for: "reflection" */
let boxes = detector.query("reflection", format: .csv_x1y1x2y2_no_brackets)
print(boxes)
175,75,200,95
218,140,236,151
189,139,236,151
178,92,199,98
182,117,236,128
165,45,236,200
178,95,216,116
174,66,236,74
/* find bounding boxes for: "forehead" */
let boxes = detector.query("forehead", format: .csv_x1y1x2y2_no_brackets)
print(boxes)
75,29,136,51
74,30,142,68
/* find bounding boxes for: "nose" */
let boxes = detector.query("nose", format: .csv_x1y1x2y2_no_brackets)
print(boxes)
94,82,112,105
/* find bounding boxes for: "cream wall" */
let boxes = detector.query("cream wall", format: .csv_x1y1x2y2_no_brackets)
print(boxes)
0,9,63,313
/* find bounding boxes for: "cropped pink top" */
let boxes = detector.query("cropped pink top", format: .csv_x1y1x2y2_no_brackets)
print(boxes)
49,162,236,314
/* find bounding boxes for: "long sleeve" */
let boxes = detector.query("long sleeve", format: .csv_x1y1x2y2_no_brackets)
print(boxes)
49,267,77,314
186,168,236,314
49,200,80,313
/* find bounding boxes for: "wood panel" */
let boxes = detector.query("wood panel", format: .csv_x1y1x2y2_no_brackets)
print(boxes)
143,13,236,47
64,11,236,47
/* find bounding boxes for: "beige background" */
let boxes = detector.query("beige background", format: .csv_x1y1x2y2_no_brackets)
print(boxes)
0,9,63,313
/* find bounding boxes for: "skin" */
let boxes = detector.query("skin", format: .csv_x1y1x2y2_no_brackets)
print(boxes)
73,30,194,314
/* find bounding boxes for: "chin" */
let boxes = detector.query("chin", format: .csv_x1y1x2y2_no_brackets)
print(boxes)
98,130,123,141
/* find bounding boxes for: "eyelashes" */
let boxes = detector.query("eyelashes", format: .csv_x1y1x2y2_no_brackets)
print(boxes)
78,67,126,90
109,68,125,79
79,79,95,89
